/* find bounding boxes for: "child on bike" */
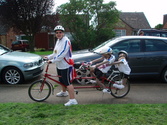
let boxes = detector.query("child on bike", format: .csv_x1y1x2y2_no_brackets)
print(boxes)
111,50,131,89
89,46,115,93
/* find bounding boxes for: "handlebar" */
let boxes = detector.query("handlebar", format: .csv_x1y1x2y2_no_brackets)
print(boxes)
43,58,48,62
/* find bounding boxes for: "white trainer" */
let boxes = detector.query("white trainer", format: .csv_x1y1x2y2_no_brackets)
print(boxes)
102,89,111,94
90,80,96,84
113,84,125,89
64,99,78,106
115,80,122,84
56,91,68,97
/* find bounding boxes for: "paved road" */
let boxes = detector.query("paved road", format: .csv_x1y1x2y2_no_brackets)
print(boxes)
0,63,167,104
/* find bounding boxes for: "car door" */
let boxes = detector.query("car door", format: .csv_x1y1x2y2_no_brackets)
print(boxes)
111,39,146,75
143,39,167,75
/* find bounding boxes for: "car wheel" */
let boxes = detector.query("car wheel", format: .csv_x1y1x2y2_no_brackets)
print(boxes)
2,67,24,84
161,67,167,83
75,68,92,85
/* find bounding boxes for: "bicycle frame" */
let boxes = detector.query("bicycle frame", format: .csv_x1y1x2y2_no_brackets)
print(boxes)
42,62,119,90
28,62,130,102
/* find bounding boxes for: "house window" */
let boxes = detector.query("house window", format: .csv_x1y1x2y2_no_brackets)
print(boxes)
113,29,126,36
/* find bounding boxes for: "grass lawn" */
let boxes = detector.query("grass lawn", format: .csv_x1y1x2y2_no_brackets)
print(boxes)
30,51,52,55
0,103,167,125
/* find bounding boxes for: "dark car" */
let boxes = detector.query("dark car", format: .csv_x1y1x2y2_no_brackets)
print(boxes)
11,40,29,52
72,36,167,83
137,29,167,37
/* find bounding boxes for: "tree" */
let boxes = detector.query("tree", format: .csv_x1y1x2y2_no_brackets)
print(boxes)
0,0,54,52
155,24,163,29
57,0,119,50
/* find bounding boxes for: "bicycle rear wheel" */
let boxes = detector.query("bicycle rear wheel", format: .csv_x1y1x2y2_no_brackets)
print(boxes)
109,80,130,98
28,80,51,102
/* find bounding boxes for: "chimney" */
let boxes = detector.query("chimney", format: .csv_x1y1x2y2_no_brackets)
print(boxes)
163,14,167,25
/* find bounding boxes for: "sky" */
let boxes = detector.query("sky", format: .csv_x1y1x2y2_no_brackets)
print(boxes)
54,0,167,28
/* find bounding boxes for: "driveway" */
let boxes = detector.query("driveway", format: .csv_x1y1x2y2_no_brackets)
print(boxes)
0,63,167,104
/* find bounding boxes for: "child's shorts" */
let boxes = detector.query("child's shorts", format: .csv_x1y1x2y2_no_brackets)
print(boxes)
94,68,103,80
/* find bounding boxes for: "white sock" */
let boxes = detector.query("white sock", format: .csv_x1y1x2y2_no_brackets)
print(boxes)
70,99,76,101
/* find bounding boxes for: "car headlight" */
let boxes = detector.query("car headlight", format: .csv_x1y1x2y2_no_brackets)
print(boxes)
23,59,43,68
23,63,34,68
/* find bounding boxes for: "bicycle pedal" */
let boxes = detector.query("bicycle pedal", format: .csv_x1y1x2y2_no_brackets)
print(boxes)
74,89,78,95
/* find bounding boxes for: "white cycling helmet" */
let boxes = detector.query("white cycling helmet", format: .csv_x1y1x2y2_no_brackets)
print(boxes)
99,46,112,54
118,50,128,56
54,25,65,32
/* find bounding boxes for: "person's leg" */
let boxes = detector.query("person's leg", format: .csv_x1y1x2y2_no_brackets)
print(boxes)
113,73,128,89
122,74,129,85
90,67,96,77
61,67,78,106
96,78,106,89
56,68,68,96
122,78,127,85
61,86,67,92
95,69,106,89
95,69,110,93
67,84,75,99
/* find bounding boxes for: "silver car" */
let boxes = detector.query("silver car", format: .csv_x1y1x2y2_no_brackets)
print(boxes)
73,36,167,83
0,44,44,84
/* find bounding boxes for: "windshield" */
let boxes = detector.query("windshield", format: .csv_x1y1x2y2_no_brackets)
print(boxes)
0,45,11,55
92,37,120,53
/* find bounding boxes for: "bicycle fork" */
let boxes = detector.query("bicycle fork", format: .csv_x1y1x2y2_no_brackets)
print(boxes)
40,78,55,95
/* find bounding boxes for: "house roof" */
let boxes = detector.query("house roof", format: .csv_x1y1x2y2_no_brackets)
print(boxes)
120,12,151,29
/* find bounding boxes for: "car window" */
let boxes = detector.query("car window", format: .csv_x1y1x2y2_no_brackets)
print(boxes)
145,39,167,51
161,33,167,37
12,41,21,45
150,32,161,37
23,41,29,44
112,39,141,53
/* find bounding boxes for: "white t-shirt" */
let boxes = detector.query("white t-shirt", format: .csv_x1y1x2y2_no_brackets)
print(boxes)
116,58,131,75
98,55,115,73
47,36,72,69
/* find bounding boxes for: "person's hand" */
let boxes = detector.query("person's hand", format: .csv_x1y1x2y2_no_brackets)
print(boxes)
86,61,92,69
47,60,52,64
87,61,92,66
43,56,48,61
89,65,96,71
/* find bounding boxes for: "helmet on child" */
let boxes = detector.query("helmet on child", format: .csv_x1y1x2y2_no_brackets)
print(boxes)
54,25,65,32
118,50,128,57
99,46,112,54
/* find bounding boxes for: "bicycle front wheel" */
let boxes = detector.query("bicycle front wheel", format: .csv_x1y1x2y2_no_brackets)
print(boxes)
109,80,130,98
28,80,51,102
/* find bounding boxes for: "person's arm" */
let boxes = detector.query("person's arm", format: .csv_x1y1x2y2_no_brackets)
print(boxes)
91,57,104,64
89,60,108,71
95,60,108,68
44,43,57,61
109,57,124,66
51,40,70,63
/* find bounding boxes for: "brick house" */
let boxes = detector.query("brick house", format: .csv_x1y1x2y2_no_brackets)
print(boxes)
0,24,21,49
0,18,23,48
163,14,167,29
113,12,151,36
0,12,161,50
